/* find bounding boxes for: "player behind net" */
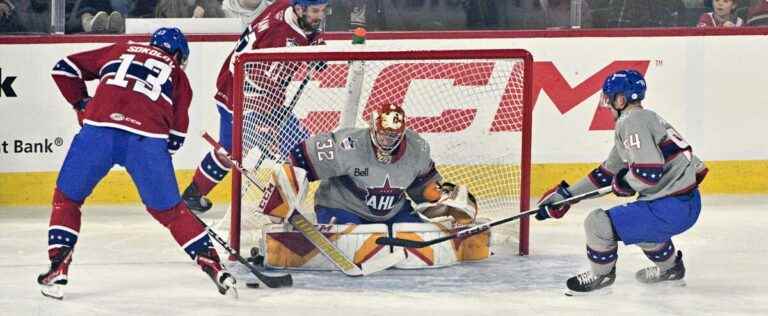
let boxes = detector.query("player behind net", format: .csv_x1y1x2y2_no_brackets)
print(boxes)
182,0,328,213
39,28,236,299
536,70,709,296
259,104,485,270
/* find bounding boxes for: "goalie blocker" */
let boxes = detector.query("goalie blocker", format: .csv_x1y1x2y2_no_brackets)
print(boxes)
259,165,491,270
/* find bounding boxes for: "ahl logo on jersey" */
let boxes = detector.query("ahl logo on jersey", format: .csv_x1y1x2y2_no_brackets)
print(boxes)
365,176,404,216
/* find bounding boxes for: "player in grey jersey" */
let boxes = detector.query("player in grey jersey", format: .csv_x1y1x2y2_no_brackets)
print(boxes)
536,70,709,295
287,103,468,224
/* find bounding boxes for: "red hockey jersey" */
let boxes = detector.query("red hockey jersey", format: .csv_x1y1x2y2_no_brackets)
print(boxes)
214,0,324,113
52,42,192,141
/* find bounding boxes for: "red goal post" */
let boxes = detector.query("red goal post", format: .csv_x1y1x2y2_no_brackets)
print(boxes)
229,47,533,257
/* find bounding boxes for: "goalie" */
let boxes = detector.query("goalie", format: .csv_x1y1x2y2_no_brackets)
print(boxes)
290,103,475,226
260,103,487,270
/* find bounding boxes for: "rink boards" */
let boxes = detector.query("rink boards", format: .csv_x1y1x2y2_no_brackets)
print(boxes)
1,30,767,204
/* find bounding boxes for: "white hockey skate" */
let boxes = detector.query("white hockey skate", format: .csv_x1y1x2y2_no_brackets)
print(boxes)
196,248,238,298
636,251,686,287
564,267,616,296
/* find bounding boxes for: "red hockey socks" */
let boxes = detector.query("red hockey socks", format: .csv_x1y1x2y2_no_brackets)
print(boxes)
48,189,82,259
148,202,213,259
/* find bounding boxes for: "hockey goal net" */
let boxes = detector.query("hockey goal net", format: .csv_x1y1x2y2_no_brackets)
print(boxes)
222,45,533,258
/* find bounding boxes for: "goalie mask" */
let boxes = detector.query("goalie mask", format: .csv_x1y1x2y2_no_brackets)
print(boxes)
369,104,406,163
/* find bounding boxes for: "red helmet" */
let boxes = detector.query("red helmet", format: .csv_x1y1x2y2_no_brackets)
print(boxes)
370,103,406,155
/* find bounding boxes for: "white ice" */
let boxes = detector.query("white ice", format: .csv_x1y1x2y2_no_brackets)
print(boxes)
1,195,767,316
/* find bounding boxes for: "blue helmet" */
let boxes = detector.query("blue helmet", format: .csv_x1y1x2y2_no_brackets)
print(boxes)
292,0,329,6
150,27,190,63
602,69,647,104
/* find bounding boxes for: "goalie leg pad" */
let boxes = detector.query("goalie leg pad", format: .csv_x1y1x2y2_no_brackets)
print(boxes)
392,220,491,269
148,203,212,259
262,220,492,271
262,223,392,271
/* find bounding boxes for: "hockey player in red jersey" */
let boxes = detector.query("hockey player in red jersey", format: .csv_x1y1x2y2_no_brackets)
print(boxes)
39,28,236,299
183,0,328,212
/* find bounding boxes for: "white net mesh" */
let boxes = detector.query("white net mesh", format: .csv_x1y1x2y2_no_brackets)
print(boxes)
221,47,531,256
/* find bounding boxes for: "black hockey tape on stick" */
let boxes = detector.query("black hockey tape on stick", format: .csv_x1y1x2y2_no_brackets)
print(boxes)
375,186,614,248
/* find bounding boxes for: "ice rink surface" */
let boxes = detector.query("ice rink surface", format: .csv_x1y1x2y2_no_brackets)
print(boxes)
1,195,766,316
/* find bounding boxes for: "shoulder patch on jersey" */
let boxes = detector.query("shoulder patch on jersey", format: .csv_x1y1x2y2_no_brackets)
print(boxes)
340,137,356,151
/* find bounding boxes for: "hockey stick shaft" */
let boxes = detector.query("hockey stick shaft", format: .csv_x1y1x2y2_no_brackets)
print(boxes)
203,132,265,192
188,210,293,288
375,186,614,248
251,62,317,172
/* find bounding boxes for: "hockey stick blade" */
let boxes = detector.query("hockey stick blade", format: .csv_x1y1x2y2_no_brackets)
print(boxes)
188,199,293,288
375,186,613,248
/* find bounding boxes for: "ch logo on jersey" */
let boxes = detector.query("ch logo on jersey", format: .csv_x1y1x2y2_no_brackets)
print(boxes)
365,176,404,216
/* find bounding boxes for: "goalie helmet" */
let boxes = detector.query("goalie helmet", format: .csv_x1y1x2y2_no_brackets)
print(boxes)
369,104,406,163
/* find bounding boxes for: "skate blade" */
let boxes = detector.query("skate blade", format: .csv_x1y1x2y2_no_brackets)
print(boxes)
650,279,687,288
564,287,613,297
40,284,64,300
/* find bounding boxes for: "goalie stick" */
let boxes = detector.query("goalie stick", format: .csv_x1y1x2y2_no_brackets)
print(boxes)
189,210,293,288
202,132,405,277
375,186,614,248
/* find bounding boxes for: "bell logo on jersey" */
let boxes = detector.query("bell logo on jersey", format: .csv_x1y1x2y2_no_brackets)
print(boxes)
365,176,404,216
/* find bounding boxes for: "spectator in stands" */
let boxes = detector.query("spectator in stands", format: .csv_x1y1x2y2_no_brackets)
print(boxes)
155,0,224,18
747,0,768,25
222,0,272,28
110,0,134,16
14,0,49,33
0,0,27,33
130,0,159,18
65,0,125,34
591,0,686,27
349,0,365,29
463,0,499,29
540,0,593,28
697,0,743,27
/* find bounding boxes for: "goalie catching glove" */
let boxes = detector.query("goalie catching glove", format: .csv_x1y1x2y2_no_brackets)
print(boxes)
415,182,478,225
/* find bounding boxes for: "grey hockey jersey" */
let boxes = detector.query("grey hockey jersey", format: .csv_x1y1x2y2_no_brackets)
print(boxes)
570,107,708,200
289,127,442,222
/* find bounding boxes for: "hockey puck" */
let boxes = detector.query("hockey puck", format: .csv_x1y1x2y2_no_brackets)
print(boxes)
246,282,260,288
